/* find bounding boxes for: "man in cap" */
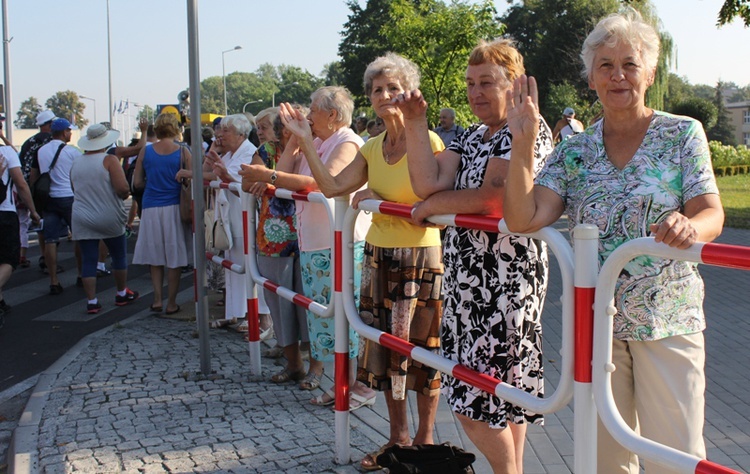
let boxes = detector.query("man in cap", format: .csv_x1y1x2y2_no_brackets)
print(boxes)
551,107,585,143
18,110,56,269
34,118,82,295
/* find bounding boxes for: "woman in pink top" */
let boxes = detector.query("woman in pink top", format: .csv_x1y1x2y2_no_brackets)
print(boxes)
240,86,376,409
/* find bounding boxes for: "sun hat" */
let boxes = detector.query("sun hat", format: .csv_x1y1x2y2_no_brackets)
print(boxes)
36,110,57,126
78,123,120,151
50,118,78,132
563,107,575,116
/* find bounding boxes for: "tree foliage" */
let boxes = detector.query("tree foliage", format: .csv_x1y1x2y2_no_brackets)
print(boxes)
45,90,88,128
15,96,42,129
708,81,737,145
670,97,717,131
718,0,750,26
383,0,503,126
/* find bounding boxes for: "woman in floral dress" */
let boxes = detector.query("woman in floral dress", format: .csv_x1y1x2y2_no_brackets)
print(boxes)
395,38,553,472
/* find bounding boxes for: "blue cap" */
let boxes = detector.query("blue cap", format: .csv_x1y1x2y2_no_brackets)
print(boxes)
212,116,223,128
563,107,575,116
50,118,78,132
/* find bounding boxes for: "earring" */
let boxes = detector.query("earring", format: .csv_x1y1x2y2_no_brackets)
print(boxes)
328,123,333,130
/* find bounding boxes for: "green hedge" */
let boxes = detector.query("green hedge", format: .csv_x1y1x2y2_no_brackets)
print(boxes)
710,141,750,168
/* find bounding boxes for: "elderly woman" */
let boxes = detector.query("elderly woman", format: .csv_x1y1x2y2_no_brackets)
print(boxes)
278,53,445,471
504,10,724,473
239,107,307,382
133,113,191,315
178,114,257,322
395,39,553,473
71,124,139,314
240,86,376,409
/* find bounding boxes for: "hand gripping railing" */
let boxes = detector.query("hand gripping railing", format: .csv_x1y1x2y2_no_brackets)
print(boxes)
339,199,576,436
592,237,749,474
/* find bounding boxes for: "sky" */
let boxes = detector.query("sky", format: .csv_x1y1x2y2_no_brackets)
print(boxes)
3,0,749,134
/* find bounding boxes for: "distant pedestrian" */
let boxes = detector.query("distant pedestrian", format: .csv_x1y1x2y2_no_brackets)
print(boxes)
71,124,139,314
551,107,584,143
433,107,464,147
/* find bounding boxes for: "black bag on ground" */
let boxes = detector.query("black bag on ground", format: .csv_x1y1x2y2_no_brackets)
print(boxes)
31,143,65,213
376,443,476,474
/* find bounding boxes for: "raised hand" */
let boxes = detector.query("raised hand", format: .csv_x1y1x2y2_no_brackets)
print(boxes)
391,89,428,121
506,75,540,143
279,102,313,141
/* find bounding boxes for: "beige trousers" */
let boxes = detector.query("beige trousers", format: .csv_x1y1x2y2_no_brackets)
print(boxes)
597,333,707,473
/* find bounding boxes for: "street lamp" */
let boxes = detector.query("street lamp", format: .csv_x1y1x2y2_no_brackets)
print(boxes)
242,100,263,113
272,81,299,107
222,45,242,116
79,95,97,123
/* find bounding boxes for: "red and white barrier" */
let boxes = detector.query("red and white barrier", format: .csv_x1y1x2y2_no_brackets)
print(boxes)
591,237,747,474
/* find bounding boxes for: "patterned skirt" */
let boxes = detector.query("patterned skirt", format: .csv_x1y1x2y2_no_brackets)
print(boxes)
356,243,443,396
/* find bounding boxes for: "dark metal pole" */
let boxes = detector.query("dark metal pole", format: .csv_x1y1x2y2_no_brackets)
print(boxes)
187,0,211,375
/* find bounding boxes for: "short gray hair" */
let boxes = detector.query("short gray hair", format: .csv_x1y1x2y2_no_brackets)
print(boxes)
221,114,251,139
581,8,660,80
440,108,456,119
310,86,355,127
363,52,420,97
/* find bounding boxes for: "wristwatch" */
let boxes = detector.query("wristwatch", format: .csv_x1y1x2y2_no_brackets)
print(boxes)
270,170,278,184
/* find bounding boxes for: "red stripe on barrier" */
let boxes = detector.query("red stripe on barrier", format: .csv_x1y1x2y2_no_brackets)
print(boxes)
454,214,503,233
452,364,502,395
264,281,280,292
246,298,259,342
701,243,750,270
243,210,249,255
378,201,414,220
220,259,234,270
291,191,310,202
574,287,595,383
292,293,314,309
206,252,215,260
378,332,416,357
334,231,342,292
334,352,350,412
695,459,741,474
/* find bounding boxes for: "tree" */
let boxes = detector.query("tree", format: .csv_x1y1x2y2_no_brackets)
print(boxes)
670,97,718,131
45,90,88,128
708,81,737,145
322,61,346,86
384,0,504,126
15,96,42,129
136,105,156,123
718,0,750,26
501,0,621,122
338,0,395,105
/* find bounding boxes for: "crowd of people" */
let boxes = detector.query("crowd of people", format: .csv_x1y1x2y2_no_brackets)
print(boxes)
0,8,725,473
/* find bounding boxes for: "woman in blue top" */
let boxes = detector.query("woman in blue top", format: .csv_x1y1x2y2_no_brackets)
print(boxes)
132,113,192,315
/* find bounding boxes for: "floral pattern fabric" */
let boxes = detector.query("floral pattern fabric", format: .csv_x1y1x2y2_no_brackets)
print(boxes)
256,142,298,257
536,111,719,341
441,120,553,429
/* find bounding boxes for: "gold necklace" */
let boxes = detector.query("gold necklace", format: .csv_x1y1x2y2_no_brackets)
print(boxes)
383,134,405,164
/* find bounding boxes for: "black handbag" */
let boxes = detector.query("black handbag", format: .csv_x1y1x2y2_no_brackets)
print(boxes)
376,443,476,474
31,143,65,213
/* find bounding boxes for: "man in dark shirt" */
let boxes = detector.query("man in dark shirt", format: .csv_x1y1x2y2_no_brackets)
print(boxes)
18,110,56,270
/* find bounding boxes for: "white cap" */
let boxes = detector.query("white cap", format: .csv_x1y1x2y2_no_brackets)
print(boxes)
36,110,57,126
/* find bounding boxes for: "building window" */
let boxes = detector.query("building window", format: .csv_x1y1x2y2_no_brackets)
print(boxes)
745,133,750,146
744,110,750,124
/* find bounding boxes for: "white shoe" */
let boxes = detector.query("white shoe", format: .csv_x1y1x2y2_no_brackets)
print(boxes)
259,326,274,341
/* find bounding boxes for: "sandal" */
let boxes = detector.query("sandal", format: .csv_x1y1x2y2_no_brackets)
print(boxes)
311,388,336,407
349,392,376,412
361,446,388,471
270,367,305,384
150,304,163,313
262,346,285,358
299,370,323,391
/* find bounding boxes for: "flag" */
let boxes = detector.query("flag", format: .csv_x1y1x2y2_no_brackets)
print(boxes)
124,100,129,111
117,100,123,113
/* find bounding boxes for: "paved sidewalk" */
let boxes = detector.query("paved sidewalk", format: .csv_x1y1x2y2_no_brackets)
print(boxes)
4,226,750,473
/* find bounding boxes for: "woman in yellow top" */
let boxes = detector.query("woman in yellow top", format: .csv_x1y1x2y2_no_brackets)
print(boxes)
279,52,444,471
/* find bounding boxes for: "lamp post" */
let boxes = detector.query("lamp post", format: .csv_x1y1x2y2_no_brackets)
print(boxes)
242,99,263,114
79,95,97,124
271,81,299,107
222,45,242,116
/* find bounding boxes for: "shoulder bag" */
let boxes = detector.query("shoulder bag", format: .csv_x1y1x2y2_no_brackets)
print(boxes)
376,443,476,474
31,143,66,213
204,188,232,252
179,145,193,225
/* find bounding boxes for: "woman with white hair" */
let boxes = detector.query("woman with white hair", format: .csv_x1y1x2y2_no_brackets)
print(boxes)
240,86,376,409
278,53,445,471
504,9,724,473
179,114,257,321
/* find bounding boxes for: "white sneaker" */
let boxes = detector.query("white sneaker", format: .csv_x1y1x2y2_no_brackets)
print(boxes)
259,326,274,341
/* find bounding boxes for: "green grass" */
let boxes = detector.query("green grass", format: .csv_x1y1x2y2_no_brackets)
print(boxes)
717,174,750,229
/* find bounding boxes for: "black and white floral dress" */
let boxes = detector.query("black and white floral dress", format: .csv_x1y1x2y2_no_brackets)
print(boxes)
440,120,553,429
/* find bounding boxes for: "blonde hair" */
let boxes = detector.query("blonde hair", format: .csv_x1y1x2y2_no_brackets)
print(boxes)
468,38,525,84
153,113,181,139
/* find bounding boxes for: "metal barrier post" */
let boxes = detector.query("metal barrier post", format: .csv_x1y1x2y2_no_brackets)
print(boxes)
333,196,351,464
573,224,599,473
241,190,261,375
